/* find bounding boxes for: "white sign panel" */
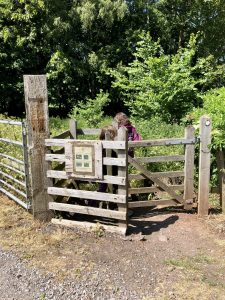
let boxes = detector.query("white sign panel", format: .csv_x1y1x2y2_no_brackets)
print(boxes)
65,140,103,180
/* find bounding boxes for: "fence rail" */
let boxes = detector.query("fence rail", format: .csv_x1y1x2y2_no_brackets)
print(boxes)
0,120,31,209
0,75,213,236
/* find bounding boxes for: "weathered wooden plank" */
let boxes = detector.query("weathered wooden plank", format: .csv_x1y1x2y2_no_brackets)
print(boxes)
45,139,126,150
135,155,185,163
170,185,184,191
128,138,195,148
47,170,126,185
48,187,126,203
117,127,128,230
45,154,126,167
49,202,126,220
216,150,225,213
0,138,23,147
105,131,113,193
51,218,127,235
0,153,24,165
0,171,26,188
129,186,159,194
0,120,22,126
128,156,183,203
184,126,195,210
128,185,184,194
46,154,65,163
103,157,126,166
223,168,225,214
0,187,30,209
128,199,178,208
69,120,77,139
198,116,211,216
76,128,101,136
47,170,70,179
128,171,184,180
24,74,53,221
52,130,70,139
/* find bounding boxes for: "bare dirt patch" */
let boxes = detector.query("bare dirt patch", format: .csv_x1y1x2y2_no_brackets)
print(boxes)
1,194,225,299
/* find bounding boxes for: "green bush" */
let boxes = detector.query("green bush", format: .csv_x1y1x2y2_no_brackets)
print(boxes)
110,33,224,123
69,90,111,127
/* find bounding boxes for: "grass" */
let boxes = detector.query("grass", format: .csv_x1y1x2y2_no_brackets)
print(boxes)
1,194,225,299
145,280,225,300
165,254,214,271
0,194,94,280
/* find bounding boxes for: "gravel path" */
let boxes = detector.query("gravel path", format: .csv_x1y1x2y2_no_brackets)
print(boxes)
0,248,144,300
1,199,225,300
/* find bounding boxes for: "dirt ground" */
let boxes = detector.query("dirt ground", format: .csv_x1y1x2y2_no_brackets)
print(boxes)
1,194,225,299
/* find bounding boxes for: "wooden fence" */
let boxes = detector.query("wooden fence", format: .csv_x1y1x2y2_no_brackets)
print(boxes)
0,75,215,235
45,124,128,235
43,116,211,235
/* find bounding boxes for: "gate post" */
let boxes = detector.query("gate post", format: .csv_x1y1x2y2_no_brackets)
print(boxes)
117,127,128,233
184,126,195,210
216,150,225,213
23,75,52,221
198,116,212,216
69,119,77,139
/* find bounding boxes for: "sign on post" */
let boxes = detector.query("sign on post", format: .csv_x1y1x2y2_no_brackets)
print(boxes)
65,140,103,180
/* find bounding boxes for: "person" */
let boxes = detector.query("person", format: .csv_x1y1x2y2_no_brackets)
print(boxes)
114,112,141,157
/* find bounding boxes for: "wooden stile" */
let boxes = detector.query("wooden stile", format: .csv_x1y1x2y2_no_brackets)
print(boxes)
51,218,127,235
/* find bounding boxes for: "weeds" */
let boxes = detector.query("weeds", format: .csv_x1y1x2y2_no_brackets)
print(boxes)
165,254,214,271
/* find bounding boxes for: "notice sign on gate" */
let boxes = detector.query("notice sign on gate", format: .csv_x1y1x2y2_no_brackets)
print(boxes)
65,141,103,180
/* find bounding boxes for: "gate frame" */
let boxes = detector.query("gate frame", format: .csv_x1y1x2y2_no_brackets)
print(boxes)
7,75,211,230
0,120,31,209
1,75,212,234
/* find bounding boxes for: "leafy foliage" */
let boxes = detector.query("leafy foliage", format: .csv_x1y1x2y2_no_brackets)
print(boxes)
110,33,224,122
1,0,225,118
191,87,225,151
69,90,111,127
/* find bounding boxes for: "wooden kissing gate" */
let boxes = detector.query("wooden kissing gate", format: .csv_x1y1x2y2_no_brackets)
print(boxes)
15,75,212,235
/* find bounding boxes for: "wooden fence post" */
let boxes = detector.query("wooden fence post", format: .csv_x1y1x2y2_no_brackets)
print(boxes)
184,126,195,210
216,150,225,213
117,127,128,233
223,167,225,213
198,116,212,216
69,119,77,139
23,75,52,221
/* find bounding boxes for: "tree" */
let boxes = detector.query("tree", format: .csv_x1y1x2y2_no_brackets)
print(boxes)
0,0,49,115
154,0,225,61
110,33,224,122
